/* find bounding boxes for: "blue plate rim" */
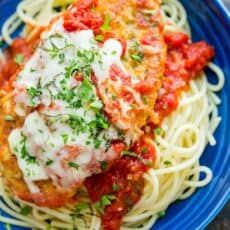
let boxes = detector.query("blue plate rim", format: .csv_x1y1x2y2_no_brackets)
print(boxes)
188,1,230,229
215,0,230,20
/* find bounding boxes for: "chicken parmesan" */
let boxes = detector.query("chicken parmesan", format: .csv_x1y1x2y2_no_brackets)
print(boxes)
0,0,224,229
0,0,165,208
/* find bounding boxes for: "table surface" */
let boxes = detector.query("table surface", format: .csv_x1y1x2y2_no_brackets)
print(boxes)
207,203,230,230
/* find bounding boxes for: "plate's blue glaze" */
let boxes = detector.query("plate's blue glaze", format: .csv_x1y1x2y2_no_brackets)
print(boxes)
0,0,229,229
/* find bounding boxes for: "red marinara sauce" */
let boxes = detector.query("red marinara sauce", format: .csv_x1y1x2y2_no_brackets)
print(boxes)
63,0,103,33
85,135,156,230
85,31,215,230
155,31,214,119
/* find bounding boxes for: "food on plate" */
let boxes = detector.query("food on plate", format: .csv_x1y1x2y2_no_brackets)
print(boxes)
0,0,224,229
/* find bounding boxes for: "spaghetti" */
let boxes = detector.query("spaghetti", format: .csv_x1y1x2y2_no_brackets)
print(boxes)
0,0,225,229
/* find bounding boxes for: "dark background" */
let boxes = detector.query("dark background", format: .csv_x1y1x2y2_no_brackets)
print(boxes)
208,203,230,230
207,2,229,230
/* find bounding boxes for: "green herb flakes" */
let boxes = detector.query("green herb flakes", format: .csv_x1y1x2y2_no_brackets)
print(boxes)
95,34,104,42
130,53,144,62
4,115,15,121
112,183,119,191
121,151,138,158
100,161,107,171
164,160,172,166
95,194,116,214
0,40,5,48
4,224,11,230
130,41,140,51
46,159,54,166
27,87,42,106
20,205,32,216
157,211,165,218
93,138,102,148
100,14,111,31
90,100,103,110
20,134,37,164
154,127,163,135
68,162,79,170
71,202,89,219
141,147,147,154
61,134,69,144
14,54,24,65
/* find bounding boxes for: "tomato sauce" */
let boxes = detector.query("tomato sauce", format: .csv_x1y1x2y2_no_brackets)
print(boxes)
63,0,103,33
85,135,156,230
85,31,214,230
155,31,214,119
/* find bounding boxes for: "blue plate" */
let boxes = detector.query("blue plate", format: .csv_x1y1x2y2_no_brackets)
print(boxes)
0,0,229,229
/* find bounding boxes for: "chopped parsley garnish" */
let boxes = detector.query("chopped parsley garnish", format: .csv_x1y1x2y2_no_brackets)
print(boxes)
20,205,32,216
175,199,181,204
100,161,107,171
56,88,76,103
4,224,11,230
68,162,79,170
85,140,91,145
129,41,144,63
164,160,172,166
20,134,37,164
37,129,43,134
14,54,24,65
46,159,54,166
58,53,65,64
0,40,5,48
158,211,166,218
91,114,109,130
65,49,98,79
141,147,147,154
44,33,73,59
93,138,102,148
30,68,36,72
71,202,89,218
111,95,117,100
95,194,116,214
27,86,42,106
100,14,111,31
112,183,119,191
95,34,104,42
130,41,140,51
154,127,163,135
121,151,138,158
61,134,69,144
68,115,84,130
78,78,95,104
75,202,89,214
4,115,15,121
142,95,148,104
90,100,103,110
130,53,144,62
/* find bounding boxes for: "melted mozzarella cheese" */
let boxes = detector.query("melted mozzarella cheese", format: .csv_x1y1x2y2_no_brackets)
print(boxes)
92,39,126,83
8,128,49,193
10,19,128,191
